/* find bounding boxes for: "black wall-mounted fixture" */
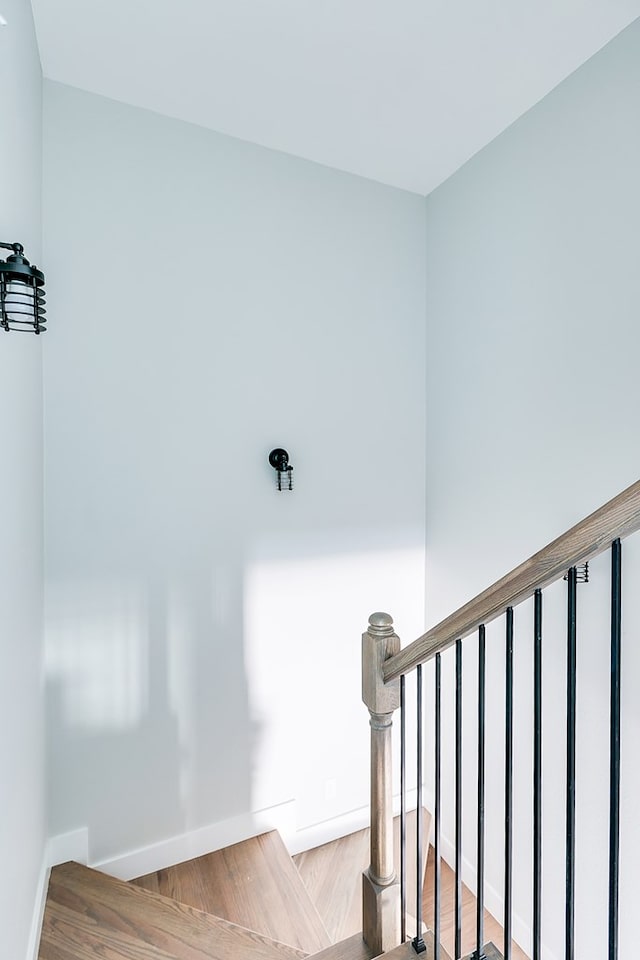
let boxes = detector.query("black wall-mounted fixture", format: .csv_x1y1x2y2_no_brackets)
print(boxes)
269,448,293,491
0,242,46,334
564,562,589,584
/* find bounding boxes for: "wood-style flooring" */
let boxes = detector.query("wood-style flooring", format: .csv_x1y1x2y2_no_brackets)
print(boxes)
132,830,331,955
423,847,528,960
466,945,502,960
380,932,452,960
293,810,431,945
39,861,306,960
39,826,528,960
308,933,376,960
293,827,528,959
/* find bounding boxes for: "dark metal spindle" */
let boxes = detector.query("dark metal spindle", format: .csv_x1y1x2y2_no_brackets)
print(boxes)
400,673,407,944
504,608,514,960
566,569,577,960
434,654,442,960
475,625,486,960
413,664,426,954
455,639,462,960
609,539,622,960
533,589,543,960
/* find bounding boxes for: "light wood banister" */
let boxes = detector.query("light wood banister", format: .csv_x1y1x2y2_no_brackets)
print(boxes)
361,612,401,954
383,478,640,683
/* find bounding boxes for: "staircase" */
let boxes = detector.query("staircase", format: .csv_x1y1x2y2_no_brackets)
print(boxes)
37,825,450,960
40,477,638,960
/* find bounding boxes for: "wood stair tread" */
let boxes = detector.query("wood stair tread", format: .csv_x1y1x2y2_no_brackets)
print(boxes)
40,861,307,960
380,933,452,960
132,830,331,955
462,945,501,960
294,829,369,944
41,899,188,960
308,933,376,960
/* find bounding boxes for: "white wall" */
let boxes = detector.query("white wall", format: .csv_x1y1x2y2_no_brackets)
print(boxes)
424,19,640,960
0,1,45,957
42,82,427,864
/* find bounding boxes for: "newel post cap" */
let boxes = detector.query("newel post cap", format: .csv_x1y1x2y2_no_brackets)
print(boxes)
368,612,394,635
362,612,400,714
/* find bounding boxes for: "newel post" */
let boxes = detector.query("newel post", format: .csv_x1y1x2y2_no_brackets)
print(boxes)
362,612,401,954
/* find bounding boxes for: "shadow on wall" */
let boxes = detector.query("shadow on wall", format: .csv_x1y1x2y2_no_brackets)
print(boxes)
44,526,425,866
45,565,257,864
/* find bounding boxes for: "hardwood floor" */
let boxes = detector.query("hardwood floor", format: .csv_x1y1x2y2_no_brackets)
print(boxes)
39,828,529,960
309,933,376,960
293,817,524,960
294,825,369,944
466,945,502,960
423,847,528,960
293,810,431,944
40,861,307,960
132,830,331,955
382,932,452,960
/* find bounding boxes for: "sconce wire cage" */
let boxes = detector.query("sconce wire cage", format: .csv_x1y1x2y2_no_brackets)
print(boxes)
0,242,46,334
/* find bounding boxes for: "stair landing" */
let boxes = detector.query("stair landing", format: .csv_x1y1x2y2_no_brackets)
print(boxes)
293,810,431,945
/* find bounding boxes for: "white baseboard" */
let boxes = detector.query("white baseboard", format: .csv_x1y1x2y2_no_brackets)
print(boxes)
285,804,372,856
26,856,50,960
90,790,420,881
92,800,298,880
285,788,419,857
47,828,89,867
26,829,90,960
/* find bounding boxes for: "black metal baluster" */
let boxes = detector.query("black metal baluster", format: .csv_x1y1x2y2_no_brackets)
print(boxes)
455,639,462,960
434,654,442,960
504,608,514,960
533,589,543,960
609,539,622,960
474,625,486,960
401,673,407,944
413,663,426,954
566,569,577,960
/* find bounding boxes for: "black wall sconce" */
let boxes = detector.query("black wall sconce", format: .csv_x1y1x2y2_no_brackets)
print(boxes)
0,242,46,334
269,448,293,491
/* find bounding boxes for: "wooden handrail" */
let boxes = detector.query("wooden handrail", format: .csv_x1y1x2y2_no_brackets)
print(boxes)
383,478,640,683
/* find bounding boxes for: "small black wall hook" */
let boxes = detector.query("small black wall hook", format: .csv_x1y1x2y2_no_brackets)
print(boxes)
269,448,293,491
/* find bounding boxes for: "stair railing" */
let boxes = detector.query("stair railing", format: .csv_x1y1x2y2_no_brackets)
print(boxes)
362,612,402,953
362,478,640,959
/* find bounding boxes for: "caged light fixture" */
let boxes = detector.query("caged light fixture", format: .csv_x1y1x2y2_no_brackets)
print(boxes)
0,242,46,334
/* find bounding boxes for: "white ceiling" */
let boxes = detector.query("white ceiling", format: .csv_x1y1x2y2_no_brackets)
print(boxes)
30,0,640,195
